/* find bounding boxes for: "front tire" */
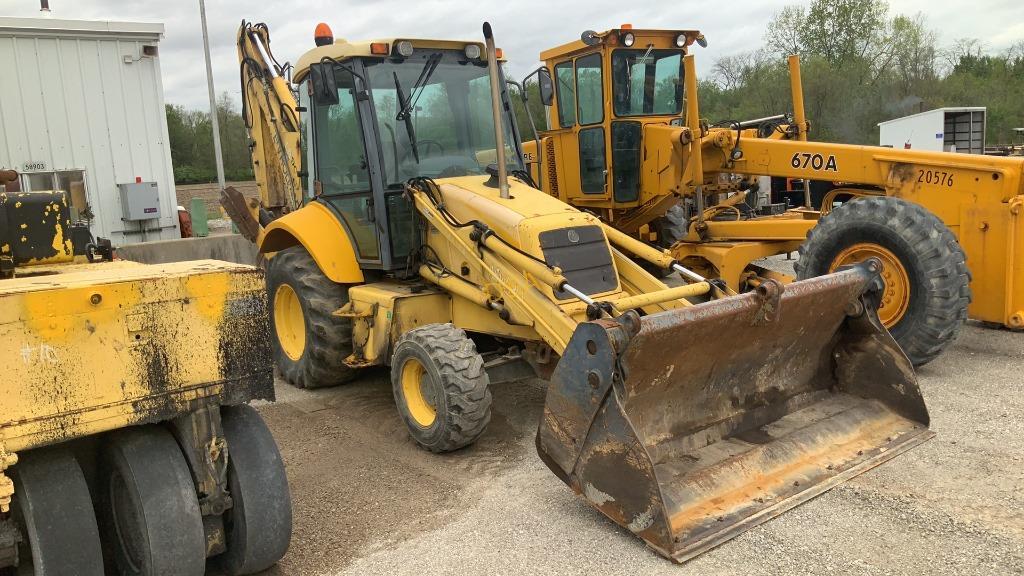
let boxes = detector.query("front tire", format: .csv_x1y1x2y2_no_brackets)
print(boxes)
796,196,970,366
266,246,355,388
390,324,492,453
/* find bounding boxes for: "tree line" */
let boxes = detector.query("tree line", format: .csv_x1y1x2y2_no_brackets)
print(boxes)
165,93,254,184
695,0,1024,145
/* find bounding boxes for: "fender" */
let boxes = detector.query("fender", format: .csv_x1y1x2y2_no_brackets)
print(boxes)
258,201,364,284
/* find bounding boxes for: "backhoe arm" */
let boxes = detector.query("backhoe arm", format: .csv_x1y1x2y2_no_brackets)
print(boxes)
228,21,303,238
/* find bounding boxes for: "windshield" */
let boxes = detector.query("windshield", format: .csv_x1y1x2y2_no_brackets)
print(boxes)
612,48,684,116
365,51,522,186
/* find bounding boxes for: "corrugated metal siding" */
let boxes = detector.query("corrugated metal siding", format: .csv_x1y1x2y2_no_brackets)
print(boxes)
0,26,178,243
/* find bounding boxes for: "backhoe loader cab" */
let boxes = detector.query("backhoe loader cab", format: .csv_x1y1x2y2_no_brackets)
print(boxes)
287,35,525,273
235,21,934,563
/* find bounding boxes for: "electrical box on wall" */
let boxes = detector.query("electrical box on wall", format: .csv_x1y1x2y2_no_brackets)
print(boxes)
118,181,161,221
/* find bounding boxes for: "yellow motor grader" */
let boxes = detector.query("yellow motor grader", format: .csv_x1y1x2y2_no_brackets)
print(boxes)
228,20,933,561
520,26,1024,367
0,169,290,575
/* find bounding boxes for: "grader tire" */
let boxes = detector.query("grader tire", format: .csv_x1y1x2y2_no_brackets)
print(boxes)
796,196,970,367
653,203,687,249
643,204,688,278
266,246,355,389
390,324,492,453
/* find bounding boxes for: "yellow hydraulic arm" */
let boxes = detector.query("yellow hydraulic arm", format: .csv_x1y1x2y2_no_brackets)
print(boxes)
234,21,303,219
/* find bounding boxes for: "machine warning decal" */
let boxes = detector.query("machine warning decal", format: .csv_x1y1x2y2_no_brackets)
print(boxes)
791,152,838,172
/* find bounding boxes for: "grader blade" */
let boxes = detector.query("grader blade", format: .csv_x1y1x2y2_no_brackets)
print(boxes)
537,261,932,562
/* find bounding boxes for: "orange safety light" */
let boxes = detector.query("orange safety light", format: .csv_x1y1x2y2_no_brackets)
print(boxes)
314,23,333,47
495,47,504,59
370,42,389,55
620,23,633,30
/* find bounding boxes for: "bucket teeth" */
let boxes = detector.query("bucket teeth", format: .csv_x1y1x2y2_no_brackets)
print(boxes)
538,261,932,562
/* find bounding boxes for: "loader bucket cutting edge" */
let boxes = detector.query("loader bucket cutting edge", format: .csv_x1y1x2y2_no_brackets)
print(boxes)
537,261,933,562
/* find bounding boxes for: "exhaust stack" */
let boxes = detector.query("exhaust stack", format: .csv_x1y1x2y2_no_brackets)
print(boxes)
482,22,509,199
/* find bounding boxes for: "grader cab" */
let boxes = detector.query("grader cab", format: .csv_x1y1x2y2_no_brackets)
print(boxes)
230,20,934,561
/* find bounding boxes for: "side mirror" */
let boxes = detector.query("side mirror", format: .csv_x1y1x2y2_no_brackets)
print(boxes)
581,30,601,46
310,64,339,106
537,67,554,106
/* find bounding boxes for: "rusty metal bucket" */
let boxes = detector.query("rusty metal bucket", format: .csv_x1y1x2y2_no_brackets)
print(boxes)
537,261,933,562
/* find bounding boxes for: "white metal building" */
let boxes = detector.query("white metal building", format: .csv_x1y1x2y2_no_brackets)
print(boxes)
0,16,179,243
878,107,986,154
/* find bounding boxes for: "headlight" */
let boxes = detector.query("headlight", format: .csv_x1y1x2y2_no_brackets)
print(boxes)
464,44,482,59
395,40,414,57
622,32,635,47
675,34,687,48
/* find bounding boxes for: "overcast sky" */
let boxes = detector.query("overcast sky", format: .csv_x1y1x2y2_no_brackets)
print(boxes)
2,0,1022,110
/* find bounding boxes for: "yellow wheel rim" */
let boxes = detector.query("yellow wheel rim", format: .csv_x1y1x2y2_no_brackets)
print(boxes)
829,243,911,327
401,358,436,428
273,284,306,361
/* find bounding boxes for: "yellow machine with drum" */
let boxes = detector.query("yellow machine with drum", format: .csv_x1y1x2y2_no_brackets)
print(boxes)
229,20,934,561
0,170,290,575
521,26,1024,367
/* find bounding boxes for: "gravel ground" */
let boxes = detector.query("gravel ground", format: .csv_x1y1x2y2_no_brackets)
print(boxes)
255,322,1024,575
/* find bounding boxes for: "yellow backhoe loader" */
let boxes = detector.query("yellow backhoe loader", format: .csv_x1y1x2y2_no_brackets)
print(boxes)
227,20,933,561
0,169,290,575
520,27,1024,367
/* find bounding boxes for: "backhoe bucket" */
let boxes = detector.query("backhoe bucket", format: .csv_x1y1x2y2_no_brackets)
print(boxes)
537,261,932,562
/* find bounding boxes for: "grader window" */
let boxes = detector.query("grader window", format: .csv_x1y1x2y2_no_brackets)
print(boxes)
554,61,576,128
574,53,603,126
612,49,684,117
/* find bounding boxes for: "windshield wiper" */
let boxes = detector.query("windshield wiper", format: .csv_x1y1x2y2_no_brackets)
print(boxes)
392,71,420,163
397,53,442,121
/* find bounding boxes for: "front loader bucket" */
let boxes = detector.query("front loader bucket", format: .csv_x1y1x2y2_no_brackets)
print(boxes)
537,261,933,562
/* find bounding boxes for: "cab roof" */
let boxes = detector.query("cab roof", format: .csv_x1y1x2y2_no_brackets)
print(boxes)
539,28,702,62
294,38,498,82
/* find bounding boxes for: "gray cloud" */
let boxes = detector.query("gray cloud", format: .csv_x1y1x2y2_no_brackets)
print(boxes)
1,0,1020,110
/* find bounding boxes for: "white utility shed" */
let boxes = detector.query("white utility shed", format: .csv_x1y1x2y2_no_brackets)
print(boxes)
878,107,986,154
0,16,179,243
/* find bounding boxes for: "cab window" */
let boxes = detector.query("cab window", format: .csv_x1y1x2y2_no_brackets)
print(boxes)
575,53,603,125
554,61,576,128
612,49,684,116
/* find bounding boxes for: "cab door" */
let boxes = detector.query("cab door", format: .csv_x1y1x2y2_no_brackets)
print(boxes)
550,52,610,204
307,65,383,267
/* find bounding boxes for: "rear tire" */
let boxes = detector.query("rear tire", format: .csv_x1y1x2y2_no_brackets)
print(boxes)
10,448,104,576
796,196,970,366
391,324,491,453
266,246,356,388
217,405,292,575
100,426,206,576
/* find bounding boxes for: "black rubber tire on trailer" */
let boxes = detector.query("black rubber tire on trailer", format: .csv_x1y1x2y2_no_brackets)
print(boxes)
265,245,356,389
99,426,206,576
390,324,492,453
217,404,292,575
795,196,971,367
10,448,104,576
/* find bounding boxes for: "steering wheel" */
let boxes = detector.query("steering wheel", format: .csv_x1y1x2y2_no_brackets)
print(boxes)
418,139,445,156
